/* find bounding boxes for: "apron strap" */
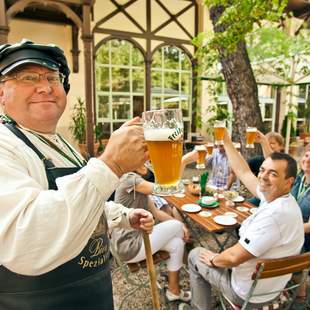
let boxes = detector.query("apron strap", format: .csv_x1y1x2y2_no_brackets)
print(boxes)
4,123,55,169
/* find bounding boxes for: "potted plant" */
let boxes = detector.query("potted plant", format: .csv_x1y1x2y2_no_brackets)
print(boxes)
299,97,310,143
69,97,105,157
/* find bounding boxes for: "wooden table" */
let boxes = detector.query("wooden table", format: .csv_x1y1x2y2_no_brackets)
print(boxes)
165,190,256,251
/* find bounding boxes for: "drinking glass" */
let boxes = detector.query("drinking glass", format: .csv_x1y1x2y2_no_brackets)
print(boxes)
142,109,184,196
246,127,257,148
214,120,225,145
195,145,206,169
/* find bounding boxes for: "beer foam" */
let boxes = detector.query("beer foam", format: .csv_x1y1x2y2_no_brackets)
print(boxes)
195,145,206,151
144,128,183,141
246,127,257,132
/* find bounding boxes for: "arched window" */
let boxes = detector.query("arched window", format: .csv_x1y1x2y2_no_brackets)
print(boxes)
151,45,192,138
95,39,145,138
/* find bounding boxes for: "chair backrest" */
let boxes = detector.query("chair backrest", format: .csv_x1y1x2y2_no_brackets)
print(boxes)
252,252,310,280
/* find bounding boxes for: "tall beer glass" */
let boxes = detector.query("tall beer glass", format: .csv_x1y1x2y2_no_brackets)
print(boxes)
214,120,225,145
195,145,206,169
246,127,257,148
143,109,184,196
206,142,214,155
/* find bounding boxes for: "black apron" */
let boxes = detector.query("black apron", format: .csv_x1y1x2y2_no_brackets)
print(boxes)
0,123,114,310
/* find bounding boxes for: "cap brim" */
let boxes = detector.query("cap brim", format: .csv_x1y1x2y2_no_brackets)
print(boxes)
1,58,59,75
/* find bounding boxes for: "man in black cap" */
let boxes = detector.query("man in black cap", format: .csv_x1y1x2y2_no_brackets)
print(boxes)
0,39,154,310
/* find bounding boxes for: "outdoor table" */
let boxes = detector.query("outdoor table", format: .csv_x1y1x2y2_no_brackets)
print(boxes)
165,190,256,251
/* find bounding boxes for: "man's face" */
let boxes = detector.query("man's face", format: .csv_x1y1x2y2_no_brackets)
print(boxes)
300,150,310,175
218,145,225,153
0,64,66,132
258,157,294,200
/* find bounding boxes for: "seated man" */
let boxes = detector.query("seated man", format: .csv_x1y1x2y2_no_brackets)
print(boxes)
185,129,304,310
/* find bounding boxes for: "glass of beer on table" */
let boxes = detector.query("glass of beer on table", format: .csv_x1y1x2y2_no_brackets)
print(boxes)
206,142,214,155
214,120,225,145
142,109,184,196
195,145,206,169
246,127,257,148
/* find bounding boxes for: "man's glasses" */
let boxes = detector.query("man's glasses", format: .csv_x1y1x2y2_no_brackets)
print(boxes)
0,71,65,85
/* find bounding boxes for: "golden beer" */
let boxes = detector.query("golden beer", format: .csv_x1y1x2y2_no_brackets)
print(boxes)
195,145,206,169
214,120,225,145
146,139,183,186
206,143,214,155
143,109,183,195
246,127,257,148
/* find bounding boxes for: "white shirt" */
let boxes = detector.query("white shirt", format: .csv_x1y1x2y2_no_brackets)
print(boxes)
231,188,304,303
0,124,132,276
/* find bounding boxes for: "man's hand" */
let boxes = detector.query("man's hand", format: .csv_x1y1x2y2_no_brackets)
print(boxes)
254,130,267,145
129,209,154,234
199,249,217,267
99,118,148,177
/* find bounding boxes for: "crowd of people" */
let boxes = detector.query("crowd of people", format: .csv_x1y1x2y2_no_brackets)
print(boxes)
0,39,309,310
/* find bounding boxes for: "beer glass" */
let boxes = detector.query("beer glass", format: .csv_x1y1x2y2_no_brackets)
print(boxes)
206,142,214,155
214,120,225,145
142,109,184,196
246,127,257,148
195,145,206,169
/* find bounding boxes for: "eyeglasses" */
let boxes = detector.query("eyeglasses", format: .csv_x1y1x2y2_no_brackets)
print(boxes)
0,71,65,85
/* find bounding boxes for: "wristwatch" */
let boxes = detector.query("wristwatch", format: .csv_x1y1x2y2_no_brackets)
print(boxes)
209,254,219,268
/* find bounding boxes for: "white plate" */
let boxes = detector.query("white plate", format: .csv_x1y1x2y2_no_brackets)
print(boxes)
250,207,258,214
224,212,238,218
213,215,237,226
233,195,245,202
236,206,249,212
201,196,216,205
181,204,201,213
174,193,185,198
199,211,212,217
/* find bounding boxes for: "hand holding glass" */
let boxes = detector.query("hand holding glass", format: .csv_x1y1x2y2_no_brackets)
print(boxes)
143,109,183,196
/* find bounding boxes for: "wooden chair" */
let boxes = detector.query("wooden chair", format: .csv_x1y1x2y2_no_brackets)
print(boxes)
219,252,310,310
110,244,170,309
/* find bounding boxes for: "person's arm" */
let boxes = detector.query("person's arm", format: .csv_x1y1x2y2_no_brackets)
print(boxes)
147,198,174,222
180,149,198,175
199,243,255,268
255,130,272,158
223,129,258,196
134,178,154,195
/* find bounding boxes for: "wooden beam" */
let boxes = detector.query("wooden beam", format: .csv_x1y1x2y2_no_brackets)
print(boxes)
82,1,94,157
0,0,9,44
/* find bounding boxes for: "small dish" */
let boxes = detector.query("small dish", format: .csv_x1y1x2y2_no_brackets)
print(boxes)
236,206,249,212
196,200,220,208
181,204,201,213
250,207,258,214
174,193,185,198
233,195,245,203
201,196,216,205
182,179,191,185
213,215,237,226
224,211,238,218
199,211,212,217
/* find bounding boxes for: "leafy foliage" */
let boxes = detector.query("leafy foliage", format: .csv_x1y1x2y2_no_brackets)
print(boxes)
70,97,86,144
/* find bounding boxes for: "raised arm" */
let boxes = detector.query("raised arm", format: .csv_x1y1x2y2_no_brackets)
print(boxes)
223,129,258,196
255,130,272,158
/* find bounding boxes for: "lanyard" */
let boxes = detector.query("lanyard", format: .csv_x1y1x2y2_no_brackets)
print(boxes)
297,175,310,201
1,115,85,167
29,131,85,167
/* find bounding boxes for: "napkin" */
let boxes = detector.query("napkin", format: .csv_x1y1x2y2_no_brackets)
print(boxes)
200,172,209,196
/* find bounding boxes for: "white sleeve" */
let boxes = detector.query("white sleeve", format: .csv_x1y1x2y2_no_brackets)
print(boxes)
239,213,281,257
0,151,119,276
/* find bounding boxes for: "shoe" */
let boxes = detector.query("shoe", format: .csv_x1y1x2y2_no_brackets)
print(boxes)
178,302,191,310
166,289,191,302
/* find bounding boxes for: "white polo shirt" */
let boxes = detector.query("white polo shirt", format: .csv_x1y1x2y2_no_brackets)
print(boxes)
231,189,304,303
